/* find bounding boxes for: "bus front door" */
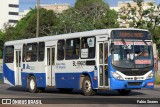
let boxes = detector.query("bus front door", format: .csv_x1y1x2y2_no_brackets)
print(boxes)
98,42,109,88
47,47,55,86
15,50,21,86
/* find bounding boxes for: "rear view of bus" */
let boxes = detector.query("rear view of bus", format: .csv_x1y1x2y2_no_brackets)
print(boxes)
110,30,154,95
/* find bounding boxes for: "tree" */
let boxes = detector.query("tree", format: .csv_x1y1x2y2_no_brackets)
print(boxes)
0,30,4,58
54,0,119,34
2,23,15,42
101,9,119,28
119,1,160,43
52,8,95,34
11,8,58,40
75,0,109,28
75,0,109,11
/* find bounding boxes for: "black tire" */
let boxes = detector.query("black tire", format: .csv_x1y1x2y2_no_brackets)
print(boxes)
58,88,73,93
28,76,39,93
82,76,96,96
117,89,131,95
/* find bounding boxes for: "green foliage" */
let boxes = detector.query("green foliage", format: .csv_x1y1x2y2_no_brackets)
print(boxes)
74,0,110,28
119,1,160,43
155,74,160,84
2,8,58,41
0,30,4,58
14,8,58,39
0,25,15,58
102,9,119,28
75,0,109,10
54,0,119,34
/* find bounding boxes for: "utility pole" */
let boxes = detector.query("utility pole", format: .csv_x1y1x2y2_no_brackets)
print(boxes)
36,0,40,37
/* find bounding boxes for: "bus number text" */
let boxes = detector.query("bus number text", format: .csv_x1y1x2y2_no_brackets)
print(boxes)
73,61,86,66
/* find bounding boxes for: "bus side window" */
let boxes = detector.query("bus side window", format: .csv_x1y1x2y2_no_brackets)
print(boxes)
38,42,45,61
26,43,37,62
57,40,65,60
81,37,96,59
66,38,80,60
5,46,14,63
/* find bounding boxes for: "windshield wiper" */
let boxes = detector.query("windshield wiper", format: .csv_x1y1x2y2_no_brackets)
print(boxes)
121,39,126,45
121,39,129,49
142,39,148,45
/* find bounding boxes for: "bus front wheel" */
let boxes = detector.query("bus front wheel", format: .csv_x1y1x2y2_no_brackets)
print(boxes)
82,76,96,96
117,89,131,95
28,76,39,93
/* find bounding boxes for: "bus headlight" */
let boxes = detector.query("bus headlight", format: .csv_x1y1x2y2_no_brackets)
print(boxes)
146,72,154,80
111,71,123,80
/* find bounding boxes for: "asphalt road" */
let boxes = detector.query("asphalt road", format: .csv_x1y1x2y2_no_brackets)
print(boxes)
0,83,160,107
0,83,159,98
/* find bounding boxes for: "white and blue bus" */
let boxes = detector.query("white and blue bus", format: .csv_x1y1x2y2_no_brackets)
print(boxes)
3,28,154,96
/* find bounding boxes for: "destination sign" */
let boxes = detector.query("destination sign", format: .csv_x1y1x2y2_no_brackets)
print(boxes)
111,30,151,40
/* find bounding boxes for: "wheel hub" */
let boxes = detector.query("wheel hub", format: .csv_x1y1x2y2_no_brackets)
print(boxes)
30,79,35,90
84,80,91,92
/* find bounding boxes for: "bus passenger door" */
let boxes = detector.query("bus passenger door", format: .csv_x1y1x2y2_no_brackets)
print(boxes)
15,50,22,85
98,42,109,87
46,47,55,86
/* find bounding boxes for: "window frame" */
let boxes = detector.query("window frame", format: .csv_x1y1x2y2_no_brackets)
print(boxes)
57,40,65,60
22,44,26,62
65,38,80,60
4,46,14,63
38,42,45,61
26,43,38,62
80,36,96,59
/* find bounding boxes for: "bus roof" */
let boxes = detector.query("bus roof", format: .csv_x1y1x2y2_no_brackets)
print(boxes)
5,28,149,46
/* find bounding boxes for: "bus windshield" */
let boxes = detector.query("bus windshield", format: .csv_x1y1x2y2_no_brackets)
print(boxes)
111,41,154,68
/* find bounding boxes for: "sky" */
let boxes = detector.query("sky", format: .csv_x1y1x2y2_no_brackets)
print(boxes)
19,0,160,12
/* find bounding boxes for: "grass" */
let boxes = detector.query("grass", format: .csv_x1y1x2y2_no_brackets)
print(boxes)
155,74,160,84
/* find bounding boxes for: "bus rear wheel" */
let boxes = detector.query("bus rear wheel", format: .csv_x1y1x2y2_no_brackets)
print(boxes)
117,89,131,95
28,76,39,93
82,76,96,96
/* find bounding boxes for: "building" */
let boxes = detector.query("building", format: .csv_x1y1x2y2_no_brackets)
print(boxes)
111,0,158,27
0,0,19,29
19,4,70,19
41,4,70,13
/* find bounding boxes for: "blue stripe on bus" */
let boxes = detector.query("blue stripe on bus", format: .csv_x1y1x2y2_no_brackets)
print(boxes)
3,63,98,89
21,72,46,88
108,56,116,78
55,73,81,89
3,64,15,85
55,71,98,89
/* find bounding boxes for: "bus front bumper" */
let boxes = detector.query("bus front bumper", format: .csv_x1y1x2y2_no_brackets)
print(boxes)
110,77,154,90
